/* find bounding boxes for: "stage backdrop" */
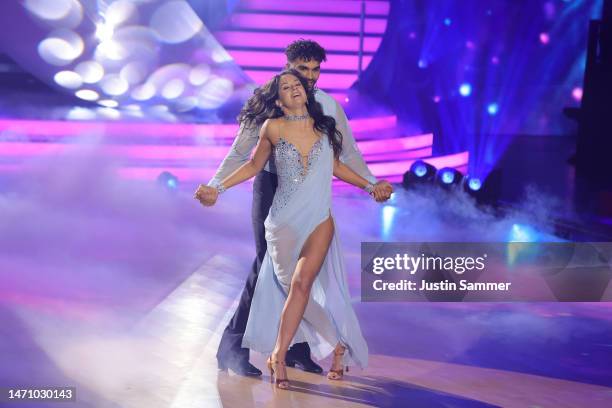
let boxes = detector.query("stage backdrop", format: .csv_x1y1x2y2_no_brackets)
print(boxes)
356,0,603,177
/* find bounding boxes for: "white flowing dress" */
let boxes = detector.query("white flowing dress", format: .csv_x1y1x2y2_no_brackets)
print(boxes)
242,134,368,368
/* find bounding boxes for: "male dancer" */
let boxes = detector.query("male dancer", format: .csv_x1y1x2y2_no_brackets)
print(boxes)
195,40,393,376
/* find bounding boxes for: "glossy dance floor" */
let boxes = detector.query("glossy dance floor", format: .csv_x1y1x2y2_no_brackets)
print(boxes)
1,183,612,408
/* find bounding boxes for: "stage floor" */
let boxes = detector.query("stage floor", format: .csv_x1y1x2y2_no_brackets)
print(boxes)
1,169,611,407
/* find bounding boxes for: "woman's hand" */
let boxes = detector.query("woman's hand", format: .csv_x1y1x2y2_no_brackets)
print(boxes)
194,184,219,207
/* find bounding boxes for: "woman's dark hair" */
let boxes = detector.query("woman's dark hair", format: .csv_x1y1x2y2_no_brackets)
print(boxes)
237,69,342,158
285,39,327,63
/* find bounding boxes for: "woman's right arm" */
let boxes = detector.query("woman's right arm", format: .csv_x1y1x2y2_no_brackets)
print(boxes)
216,120,273,191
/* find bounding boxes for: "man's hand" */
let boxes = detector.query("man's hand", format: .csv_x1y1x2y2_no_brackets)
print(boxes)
194,184,219,207
372,180,393,202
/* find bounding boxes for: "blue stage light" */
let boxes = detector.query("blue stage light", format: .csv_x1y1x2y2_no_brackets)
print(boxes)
461,170,502,205
414,163,428,177
410,160,436,177
444,18,452,26
381,205,396,239
508,223,539,242
418,59,428,68
459,83,472,96
466,177,482,191
403,160,437,188
435,167,463,188
487,103,499,115
157,171,178,190
440,169,455,184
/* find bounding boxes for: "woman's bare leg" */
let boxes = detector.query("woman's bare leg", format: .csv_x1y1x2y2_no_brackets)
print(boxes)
271,216,334,368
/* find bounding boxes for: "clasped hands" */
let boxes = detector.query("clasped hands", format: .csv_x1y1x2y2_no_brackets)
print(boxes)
193,184,219,206
194,180,393,207
369,181,393,203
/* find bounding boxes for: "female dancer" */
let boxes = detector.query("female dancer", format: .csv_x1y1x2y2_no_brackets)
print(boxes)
206,69,383,389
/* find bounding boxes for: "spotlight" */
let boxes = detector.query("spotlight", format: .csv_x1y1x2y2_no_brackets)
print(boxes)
402,160,436,189
464,176,482,192
487,103,499,115
75,89,99,101
459,83,472,97
435,167,463,188
157,171,178,190
444,18,452,26
461,169,502,205
98,99,119,108
412,160,436,178
508,223,539,242
95,22,114,42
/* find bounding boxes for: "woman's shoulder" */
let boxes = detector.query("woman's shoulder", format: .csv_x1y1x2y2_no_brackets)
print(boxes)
265,117,282,125
261,117,282,130
260,118,281,141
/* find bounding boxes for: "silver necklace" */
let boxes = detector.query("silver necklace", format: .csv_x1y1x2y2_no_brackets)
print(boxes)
284,113,309,121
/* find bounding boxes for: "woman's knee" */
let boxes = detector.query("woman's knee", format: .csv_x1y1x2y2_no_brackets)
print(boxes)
290,274,314,298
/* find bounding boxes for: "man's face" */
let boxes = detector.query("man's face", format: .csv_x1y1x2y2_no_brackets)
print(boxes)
287,58,321,90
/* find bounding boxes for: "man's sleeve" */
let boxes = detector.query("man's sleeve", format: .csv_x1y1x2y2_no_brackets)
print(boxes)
336,100,378,184
208,122,259,186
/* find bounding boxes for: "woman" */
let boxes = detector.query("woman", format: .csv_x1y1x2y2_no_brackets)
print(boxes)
205,69,383,389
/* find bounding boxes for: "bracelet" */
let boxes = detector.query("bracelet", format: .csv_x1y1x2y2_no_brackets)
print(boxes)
211,181,226,194
364,183,375,194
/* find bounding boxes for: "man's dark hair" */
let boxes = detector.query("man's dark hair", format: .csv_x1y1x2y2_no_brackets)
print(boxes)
285,39,327,63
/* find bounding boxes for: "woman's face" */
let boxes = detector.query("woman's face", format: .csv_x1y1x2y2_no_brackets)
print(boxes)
277,74,307,111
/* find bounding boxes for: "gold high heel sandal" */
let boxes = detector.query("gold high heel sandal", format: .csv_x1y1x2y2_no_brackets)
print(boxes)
327,346,348,380
267,356,290,389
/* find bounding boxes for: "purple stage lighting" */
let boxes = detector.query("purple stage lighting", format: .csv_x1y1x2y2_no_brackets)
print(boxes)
572,87,583,102
0,0,252,115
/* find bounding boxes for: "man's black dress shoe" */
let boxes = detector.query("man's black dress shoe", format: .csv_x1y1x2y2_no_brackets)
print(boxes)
218,359,262,377
285,342,323,374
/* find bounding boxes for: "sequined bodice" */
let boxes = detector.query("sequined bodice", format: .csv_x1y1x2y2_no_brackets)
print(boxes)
270,137,323,215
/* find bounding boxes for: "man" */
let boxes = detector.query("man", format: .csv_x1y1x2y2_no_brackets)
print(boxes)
195,39,393,376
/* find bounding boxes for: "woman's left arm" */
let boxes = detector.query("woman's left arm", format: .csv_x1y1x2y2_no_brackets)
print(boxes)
334,159,386,201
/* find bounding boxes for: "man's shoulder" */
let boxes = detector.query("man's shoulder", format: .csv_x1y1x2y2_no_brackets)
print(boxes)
315,89,341,116
315,88,334,103
236,120,263,140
